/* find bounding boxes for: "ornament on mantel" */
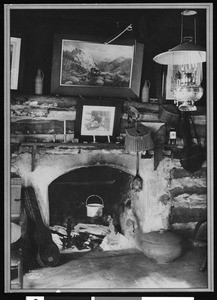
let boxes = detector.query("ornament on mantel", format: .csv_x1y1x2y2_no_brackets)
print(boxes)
141,80,151,103
35,69,44,95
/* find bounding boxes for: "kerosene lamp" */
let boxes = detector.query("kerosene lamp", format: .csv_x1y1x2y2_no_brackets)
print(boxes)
153,10,206,111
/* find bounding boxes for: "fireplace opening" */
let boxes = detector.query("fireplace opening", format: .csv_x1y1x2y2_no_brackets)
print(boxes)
48,166,136,252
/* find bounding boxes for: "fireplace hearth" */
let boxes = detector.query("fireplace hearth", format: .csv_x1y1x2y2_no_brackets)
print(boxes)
47,165,137,252
48,166,133,228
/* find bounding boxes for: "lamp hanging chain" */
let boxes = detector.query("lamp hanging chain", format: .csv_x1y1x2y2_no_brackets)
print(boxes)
181,14,184,43
136,150,139,175
194,17,197,44
181,12,197,44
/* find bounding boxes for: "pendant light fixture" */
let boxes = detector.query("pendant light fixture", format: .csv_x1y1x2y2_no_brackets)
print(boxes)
153,10,206,111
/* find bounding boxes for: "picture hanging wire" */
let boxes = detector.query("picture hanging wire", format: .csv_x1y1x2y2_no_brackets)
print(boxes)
104,24,132,44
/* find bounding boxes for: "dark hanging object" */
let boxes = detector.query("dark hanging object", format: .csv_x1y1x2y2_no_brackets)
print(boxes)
179,112,205,172
23,186,60,267
153,145,164,171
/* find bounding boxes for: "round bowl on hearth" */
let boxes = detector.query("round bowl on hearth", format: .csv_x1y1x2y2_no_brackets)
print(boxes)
140,230,182,264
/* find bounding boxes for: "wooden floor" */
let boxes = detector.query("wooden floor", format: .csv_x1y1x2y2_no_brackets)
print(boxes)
12,246,208,292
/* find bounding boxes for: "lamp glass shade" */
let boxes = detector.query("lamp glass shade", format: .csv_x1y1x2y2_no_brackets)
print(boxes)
153,44,206,65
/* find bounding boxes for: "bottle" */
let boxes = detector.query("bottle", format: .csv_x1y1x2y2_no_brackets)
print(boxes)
35,69,44,95
141,80,151,102
169,127,177,145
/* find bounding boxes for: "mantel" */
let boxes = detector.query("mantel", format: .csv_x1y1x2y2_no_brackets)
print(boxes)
21,142,125,150
19,140,185,174
20,141,125,171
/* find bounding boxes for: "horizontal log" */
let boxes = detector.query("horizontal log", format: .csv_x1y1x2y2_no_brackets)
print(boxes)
171,222,197,231
170,167,207,179
171,193,207,208
170,186,207,198
11,120,74,134
11,105,49,118
169,222,197,238
11,105,76,121
47,109,76,120
11,92,78,108
170,206,207,223
11,134,75,144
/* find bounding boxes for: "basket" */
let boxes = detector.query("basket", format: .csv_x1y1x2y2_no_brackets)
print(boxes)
125,124,154,153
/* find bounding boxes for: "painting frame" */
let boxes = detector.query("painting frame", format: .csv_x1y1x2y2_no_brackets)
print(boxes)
50,34,144,98
74,99,123,143
10,37,21,90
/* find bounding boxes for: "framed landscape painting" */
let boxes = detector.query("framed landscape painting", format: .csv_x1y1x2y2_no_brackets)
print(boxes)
51,35,144,98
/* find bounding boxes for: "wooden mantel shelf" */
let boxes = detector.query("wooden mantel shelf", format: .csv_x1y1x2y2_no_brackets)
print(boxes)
20,141,125,171
21,142,125,150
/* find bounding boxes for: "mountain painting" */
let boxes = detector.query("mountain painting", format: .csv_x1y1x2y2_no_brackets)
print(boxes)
60,39,134,88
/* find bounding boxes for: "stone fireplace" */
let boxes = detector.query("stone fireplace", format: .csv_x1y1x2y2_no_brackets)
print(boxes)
48,165,134,228
11,147,175,249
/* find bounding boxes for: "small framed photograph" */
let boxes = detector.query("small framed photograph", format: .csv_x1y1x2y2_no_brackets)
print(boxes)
10,37,21,90
75,99,123,142
51,34,144,98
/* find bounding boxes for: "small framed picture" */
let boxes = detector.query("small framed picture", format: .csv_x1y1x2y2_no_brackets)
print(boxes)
75,99,123,143
10,37,21,90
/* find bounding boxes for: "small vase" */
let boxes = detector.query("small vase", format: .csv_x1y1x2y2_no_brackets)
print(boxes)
35,69,44,95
